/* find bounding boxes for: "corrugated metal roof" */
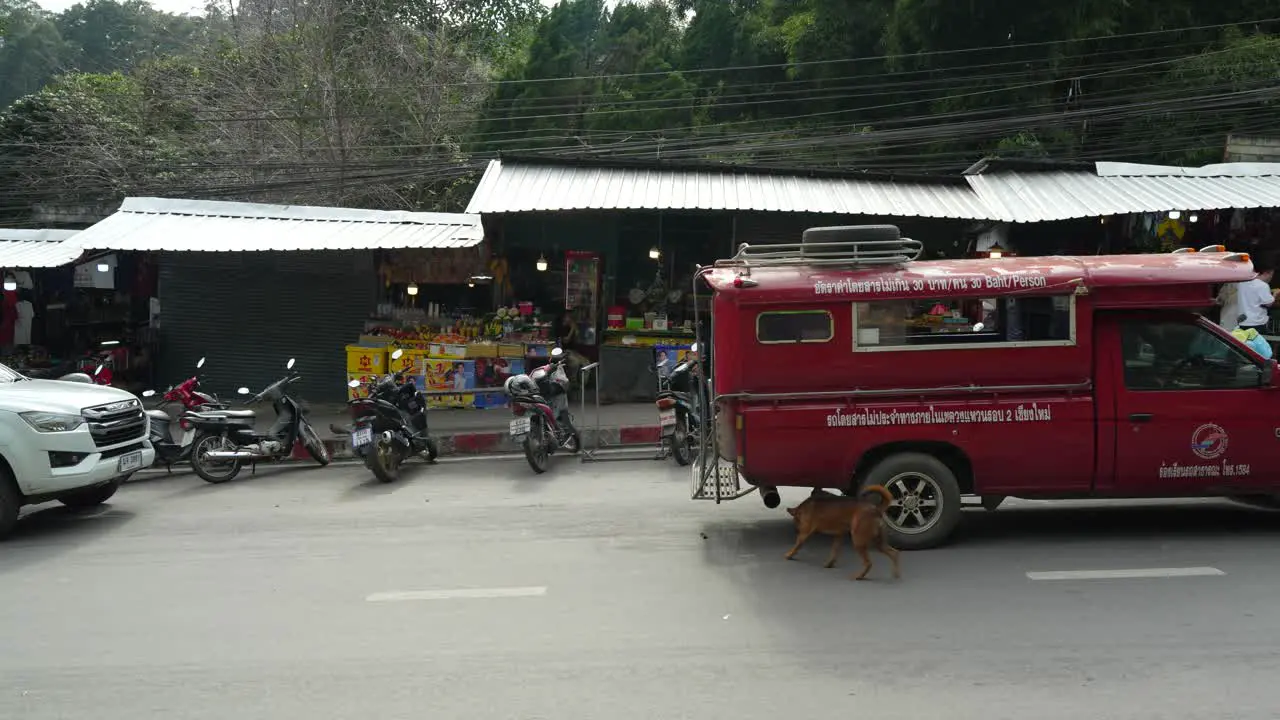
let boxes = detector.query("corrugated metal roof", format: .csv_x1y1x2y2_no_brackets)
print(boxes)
966,167,1280,223
0,229,84,268
465,159,996,220
72,197,485,252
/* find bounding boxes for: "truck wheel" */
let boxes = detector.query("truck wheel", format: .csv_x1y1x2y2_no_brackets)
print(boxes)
59,477,122,509
0,469,20,539
861,452,963,550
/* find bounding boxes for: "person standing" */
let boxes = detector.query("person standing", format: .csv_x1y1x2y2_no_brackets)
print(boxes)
1217,259,1276,333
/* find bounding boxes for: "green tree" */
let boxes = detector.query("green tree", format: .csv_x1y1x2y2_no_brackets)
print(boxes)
0,1,71,107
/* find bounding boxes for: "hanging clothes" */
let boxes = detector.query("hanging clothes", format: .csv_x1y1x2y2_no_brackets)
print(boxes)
13,300,33,346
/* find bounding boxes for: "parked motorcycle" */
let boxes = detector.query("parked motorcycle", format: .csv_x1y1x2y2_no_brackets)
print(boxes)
140,357,227,470
187,358,330,484
504,346,581,474
656,342,707,466
343,348,439,483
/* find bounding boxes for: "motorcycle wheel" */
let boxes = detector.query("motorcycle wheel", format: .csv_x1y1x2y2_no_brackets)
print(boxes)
367,436,400,483
424,437,439,462
300,424,331,466
523,418,549,474
671,412,692,466
191,434,242,484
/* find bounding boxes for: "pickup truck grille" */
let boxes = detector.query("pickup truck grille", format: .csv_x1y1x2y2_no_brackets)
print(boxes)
82,399,147,448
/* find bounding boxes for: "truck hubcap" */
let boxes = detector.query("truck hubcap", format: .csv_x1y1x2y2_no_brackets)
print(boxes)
884,472,943,535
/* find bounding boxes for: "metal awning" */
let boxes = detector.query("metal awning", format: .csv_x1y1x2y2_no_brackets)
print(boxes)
0,229,84,268
71,198,485,252
465,157,997,220
964,161,1280,223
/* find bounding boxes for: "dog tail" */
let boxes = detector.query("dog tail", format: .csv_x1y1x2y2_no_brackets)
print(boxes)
860,484,894,508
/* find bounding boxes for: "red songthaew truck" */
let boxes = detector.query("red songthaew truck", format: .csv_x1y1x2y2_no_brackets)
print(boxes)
691,225,1277,549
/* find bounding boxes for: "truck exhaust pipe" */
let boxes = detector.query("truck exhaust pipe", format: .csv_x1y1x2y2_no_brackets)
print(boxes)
204,450,258,460
760,486,781,509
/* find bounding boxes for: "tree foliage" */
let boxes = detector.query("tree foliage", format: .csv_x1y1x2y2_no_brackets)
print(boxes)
1,0,1278,220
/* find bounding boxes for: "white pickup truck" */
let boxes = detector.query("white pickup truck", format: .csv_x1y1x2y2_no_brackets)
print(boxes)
0,363,154,537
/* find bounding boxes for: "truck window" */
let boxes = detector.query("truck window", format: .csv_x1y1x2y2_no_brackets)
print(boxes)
756,310,833,344
1120,319,1265,391
853,295,1072,351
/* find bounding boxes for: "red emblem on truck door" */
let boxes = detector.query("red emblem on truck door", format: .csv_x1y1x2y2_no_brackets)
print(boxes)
1191,423,1228,460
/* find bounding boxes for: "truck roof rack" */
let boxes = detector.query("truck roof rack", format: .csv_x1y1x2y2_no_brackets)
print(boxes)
714,225,923,272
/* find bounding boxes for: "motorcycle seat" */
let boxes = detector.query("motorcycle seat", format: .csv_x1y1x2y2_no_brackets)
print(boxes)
189,409,256,419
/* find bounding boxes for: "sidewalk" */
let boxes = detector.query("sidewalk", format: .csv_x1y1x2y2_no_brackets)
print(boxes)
300,401,663,459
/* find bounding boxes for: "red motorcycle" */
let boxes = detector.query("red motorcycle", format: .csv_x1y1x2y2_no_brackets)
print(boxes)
140,357,227,469
504,347,581,474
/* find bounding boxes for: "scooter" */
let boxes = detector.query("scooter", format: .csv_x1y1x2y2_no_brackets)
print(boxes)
656,342,707,466
139,357,227,471
504,346,581,474
343,348,439,483
187,358,330,484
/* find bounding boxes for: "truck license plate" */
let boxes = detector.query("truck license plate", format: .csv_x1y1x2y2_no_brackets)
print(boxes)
117,450,142,473
509,417,531,437
351,428,373,448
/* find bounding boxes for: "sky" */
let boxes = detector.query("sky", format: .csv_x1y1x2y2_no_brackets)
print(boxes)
34,0,566,14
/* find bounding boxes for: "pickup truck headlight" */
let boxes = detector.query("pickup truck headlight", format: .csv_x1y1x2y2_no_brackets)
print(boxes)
20,411,85,433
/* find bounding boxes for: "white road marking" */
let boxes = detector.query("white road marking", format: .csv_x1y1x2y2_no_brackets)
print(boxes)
1026,567,1225,581
365,586,548,602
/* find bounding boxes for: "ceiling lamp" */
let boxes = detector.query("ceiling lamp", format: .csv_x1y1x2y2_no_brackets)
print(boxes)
1168,210,1181,220
536,254,548,272
96,262,110,273
2,275,16,292
649,247,661,260
406,282,419,296
1189,213,1199,223
987,242,1006,259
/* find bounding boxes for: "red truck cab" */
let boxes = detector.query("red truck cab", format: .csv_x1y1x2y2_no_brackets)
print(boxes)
692,225,1276,549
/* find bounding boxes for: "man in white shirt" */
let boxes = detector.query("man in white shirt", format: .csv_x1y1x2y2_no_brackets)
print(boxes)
1222,261,1276,333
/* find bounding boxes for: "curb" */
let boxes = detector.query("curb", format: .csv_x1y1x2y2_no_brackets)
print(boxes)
316,424,663,460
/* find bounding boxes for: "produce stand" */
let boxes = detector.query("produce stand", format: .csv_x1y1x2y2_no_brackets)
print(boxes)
345,305,558,409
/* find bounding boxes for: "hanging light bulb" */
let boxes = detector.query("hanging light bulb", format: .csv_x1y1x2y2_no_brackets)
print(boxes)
649,247,661,260
2,275,16,292
96,262,110,273
1189,213,1199,223
536,254,548,272
1168,210,1181,220
406,282,419,296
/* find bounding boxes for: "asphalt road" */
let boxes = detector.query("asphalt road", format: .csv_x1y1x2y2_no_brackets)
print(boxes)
4,455,1280,720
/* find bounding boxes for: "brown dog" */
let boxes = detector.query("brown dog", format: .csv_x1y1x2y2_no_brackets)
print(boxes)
785,486,901,581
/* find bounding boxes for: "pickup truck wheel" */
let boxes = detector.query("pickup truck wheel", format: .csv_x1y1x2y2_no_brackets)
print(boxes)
861,452,963,550
59,477,122,509
0,472,19,538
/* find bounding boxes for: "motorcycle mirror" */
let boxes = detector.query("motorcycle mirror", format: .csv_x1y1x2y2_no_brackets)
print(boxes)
93,364,104,375
347,379,361,389
142,389,156,397
196,357,206,369
690,342,699,353
972,322,985,333
550,347,564,358
390,348,404,360
237,387,250,395
286,358,296,370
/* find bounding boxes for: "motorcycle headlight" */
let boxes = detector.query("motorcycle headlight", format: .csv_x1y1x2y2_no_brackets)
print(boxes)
20,411,85,433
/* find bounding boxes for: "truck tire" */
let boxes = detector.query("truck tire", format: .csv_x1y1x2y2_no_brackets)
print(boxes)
860,452,963,550
0,469,20,539
58,477,122,509
802,225,900,244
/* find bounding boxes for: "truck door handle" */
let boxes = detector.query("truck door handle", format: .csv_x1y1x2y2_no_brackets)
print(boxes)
1129,413,1154,423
